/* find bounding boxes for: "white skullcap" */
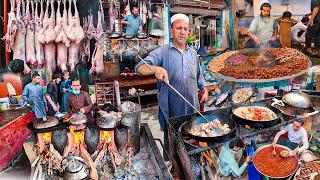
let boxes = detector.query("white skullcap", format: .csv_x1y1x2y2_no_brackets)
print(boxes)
260,0,270,6
171,13,189,25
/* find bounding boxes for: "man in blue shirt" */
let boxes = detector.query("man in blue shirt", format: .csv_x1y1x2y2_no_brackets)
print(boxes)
135,13,208,160
121,6,142,36
245,2,280,48
306,0,320,55
218,138,251,177
22,72,47,120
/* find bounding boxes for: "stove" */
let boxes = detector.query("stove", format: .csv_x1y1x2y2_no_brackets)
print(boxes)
167,99,293,179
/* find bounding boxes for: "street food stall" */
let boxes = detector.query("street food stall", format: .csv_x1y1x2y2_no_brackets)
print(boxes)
1,0,320,179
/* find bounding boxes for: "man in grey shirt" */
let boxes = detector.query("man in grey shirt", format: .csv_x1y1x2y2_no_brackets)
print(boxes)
245,2,280,48
135,13,208,159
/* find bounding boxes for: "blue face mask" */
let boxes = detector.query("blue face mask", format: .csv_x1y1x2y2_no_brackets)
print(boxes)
73,90,81,95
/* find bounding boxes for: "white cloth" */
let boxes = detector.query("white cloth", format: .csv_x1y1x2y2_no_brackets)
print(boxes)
274,124,309,153
171,13,189,25
291,22,307,43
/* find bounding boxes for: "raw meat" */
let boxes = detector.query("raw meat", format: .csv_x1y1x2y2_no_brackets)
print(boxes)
35,0,45,67
26,0,36,65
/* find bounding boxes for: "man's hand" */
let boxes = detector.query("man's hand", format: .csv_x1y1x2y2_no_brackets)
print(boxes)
201,89,209,102
63,88,67,93
53,106,59,112
154,66,169,83
253,36,261,45
292,149,299,156
235,154,241,160
270,35,277,41
45,106,48,112
245,156,251,163
80,108,86,114
309,18,314,27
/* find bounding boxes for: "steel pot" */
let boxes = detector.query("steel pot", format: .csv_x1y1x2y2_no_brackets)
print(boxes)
253,144,298,179
282,92,311,109
62,156,89,180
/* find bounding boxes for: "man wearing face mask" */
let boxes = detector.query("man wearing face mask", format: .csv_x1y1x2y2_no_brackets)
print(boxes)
245,2,280,48
66,77,94,123
22,72,47,120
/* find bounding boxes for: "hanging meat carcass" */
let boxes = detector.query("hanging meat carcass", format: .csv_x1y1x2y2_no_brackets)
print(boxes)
35,0,45,68
13,0,31,73
89,0,105,74
67,0,85,72
2,0,18,53
25,0,37,66
44,0,57,80
55,0,70,72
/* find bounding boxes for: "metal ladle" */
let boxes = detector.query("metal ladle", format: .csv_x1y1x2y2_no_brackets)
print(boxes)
272,145,276,156
137,55,210,122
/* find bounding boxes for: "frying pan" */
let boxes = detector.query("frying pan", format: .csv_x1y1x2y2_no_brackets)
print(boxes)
182,114,237,142
232,103,282,129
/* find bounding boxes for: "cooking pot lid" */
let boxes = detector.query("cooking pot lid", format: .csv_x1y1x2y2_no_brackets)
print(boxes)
66,160,83,173
96,112,121,129
282,92,311,108
69,113,87,125
33,117,59,129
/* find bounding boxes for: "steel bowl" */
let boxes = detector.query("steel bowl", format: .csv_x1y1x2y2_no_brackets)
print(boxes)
253,144,298,179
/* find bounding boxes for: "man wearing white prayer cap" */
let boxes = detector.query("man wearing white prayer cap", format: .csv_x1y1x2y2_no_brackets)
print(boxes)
245,2,280,48
135,13,208,160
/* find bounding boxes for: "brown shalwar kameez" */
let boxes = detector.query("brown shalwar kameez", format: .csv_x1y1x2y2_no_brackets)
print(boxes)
66,91,94,123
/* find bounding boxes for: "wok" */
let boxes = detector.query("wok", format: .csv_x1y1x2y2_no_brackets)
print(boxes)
253,144,298,179
232,103,282,129
282,91,311,109
182,113,237,142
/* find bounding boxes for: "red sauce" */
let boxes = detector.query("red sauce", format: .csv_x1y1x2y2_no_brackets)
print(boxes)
253,146,297,178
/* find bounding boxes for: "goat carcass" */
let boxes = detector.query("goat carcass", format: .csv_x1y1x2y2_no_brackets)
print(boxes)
89,2,105,74
26,0,36,66
44,0,57,80
35,0,45,68
13,0,31,73
67,0,85,72
2,0,17,52
45,0,57,44
66,0,84,43
55,0,70,72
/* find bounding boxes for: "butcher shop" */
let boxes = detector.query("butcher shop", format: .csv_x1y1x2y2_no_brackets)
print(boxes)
0,0,320,179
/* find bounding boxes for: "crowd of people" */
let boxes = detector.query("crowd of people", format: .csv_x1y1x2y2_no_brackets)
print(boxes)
21,71,94,122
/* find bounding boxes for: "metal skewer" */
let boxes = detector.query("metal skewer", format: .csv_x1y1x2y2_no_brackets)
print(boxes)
137,55,210,122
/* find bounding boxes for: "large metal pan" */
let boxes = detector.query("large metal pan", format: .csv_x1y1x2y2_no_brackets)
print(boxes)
182,113,237,142
282,91,311,109
232,103,282,129
253,144,299,179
